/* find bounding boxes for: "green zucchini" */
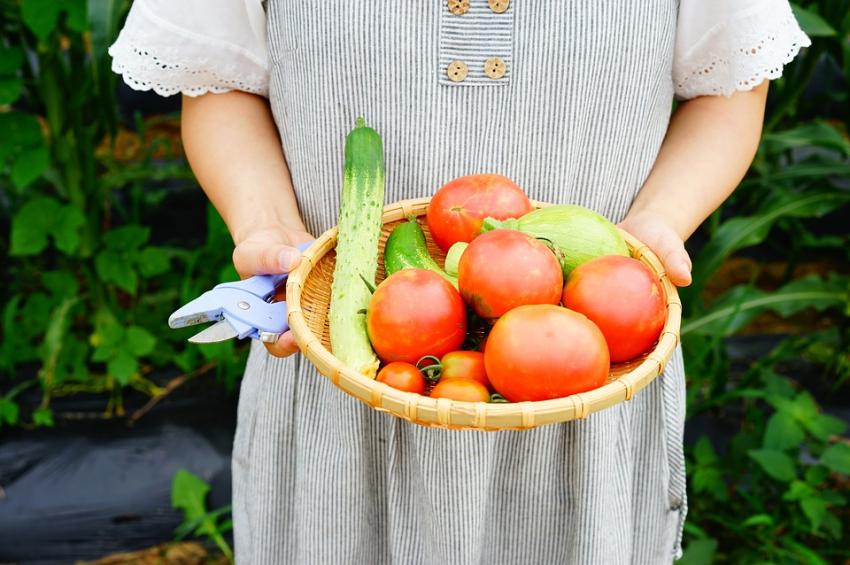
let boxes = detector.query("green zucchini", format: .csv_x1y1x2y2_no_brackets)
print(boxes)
329,117,384,379
384,216,458,288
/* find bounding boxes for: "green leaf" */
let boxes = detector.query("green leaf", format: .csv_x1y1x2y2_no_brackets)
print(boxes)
693,436,719,465
21,0,87,40
104,225,150,252
800,496,827,531
740,514,774,528
52,205,86,256
0,398,20,426
761,369,796,399
137,247,172,278
0,45,24,74
820,444,850,474
32,407,54,427
39,296,80,386
10,197,60,255
677,538,718,565
782,479,815,501
764,412,805,451
821,512,843,541
692,468,727,501
804,413,847,443
689,190,850,295
125,326,156,357
790,4,837,37
10,144,49,190
41,271,81,298
682,276,846,336
108,350,138,386
171,469,215,536
0,112,44,162
760,121,850,155
748,448,797,482
95,250,139,295
0,77,23,106
805,465,830,486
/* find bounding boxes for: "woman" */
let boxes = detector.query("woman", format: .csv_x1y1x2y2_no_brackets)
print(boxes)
110,1,809,562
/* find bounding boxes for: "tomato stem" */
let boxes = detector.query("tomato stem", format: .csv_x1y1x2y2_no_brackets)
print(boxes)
415,355,443,382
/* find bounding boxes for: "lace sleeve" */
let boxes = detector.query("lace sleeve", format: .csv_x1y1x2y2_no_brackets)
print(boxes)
108,0,269,98
673,0,811,100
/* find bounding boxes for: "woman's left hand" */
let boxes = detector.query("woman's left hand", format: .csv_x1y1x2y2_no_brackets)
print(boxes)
617,212,692,287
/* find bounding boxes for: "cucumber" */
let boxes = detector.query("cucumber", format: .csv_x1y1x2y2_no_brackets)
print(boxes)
328,117,384,379
384,216,458,288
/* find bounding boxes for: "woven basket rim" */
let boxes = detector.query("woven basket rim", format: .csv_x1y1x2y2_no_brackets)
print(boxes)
286,197,681,430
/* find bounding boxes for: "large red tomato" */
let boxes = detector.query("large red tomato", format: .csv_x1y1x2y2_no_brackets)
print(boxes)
458,229,563,319
426,174,532,252
366,269,467,364
484,304,609,402
562,255,666,362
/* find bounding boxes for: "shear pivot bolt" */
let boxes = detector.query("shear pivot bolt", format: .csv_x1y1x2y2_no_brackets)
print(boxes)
237,301,250,310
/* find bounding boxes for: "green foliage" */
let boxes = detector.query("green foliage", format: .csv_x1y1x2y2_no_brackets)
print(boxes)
0,0,246,427
171,469,233,562
681,1,850,561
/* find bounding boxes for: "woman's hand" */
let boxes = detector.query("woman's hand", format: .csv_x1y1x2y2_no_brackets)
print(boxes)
618,213,692,287
232,225,315,358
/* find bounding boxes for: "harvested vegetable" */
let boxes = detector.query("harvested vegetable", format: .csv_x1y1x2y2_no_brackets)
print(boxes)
481,205,628,277
328,118,385,378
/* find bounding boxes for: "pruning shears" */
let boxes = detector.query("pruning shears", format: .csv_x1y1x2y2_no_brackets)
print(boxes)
168,241,314,344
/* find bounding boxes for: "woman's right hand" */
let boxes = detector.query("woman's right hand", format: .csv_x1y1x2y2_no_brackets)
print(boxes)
232,225,315,358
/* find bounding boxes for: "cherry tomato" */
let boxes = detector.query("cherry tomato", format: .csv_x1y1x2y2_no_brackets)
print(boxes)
439,350,490,390
366,269,467,365
376,362,427,394
430,378,491,402
485,304,609,402
426,174,532,252
562,255,666,362
458,229,563,319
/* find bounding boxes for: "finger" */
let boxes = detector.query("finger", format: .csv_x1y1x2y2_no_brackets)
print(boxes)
233,241,302,279
262,330,300,358
654,234,692,287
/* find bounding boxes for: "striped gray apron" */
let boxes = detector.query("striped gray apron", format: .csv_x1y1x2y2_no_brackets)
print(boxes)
232,1,687,563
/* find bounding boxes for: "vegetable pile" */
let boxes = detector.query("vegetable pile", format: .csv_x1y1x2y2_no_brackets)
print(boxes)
329,120,667,403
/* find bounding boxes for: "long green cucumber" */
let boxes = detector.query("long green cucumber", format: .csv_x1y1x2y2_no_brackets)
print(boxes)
384,216,458,288
328,117,384,378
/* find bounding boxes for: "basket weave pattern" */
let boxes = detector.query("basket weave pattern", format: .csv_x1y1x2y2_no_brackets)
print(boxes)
286,198,681,430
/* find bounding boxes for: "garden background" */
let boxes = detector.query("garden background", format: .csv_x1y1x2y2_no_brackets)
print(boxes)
1,1,849,563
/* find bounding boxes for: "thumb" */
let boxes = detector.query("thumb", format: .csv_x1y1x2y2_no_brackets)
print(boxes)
655,236,692,287
232,240,303,279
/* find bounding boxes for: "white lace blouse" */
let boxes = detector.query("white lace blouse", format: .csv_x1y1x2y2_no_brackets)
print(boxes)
109,0,811,100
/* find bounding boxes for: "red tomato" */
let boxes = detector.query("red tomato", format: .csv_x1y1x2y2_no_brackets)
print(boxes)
430,378,491,402
376,362,427,394
366,269,467,365
458,229,563,319
426,174,533,252
484,304,610,402
440,350,490,390
562,255,666,362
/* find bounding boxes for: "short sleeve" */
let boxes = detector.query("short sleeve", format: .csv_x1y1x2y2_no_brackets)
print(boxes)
673,0,811,100
108,0,269,98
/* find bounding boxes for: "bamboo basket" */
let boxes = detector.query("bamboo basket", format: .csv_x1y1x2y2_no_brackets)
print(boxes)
286,197,681,431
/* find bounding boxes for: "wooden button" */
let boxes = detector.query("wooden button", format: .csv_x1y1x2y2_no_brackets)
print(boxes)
488,0,509,13
484,57,506,79
447,0,470,15
447,60,469,82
